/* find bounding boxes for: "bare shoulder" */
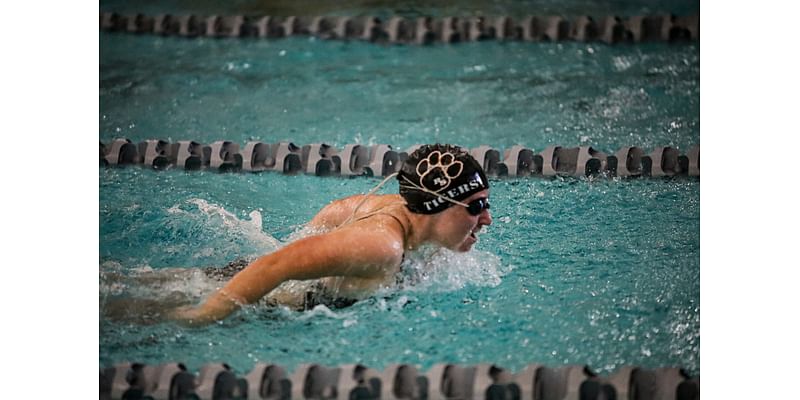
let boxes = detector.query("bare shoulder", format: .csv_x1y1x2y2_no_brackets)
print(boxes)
305,194,408,272
309,194,404,229
330,193,404,211
326,216,406,268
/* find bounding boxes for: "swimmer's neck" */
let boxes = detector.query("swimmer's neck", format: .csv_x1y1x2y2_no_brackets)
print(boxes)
401,207,441,251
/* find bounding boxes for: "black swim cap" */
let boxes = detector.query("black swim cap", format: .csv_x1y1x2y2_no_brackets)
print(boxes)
398,144,489,214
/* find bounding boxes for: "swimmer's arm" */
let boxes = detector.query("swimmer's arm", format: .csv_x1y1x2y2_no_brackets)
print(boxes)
171,224,403,326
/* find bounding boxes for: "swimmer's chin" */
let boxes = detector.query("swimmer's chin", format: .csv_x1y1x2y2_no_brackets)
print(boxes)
454,235,479,252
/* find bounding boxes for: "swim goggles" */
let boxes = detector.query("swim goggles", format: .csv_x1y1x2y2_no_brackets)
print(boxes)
465,198,491,216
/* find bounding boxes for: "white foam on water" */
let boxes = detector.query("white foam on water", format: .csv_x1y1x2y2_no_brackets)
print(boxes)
398,246,508,293
99,260,128,297
100,264,221,301
297,304,357,321
99,262,224,323
168,198,283,255
189,198,280,251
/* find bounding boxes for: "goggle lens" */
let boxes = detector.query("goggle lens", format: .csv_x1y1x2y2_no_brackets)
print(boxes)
466,198,490,216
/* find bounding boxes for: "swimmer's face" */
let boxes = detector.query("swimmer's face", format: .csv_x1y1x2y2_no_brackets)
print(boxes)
432,189,493,252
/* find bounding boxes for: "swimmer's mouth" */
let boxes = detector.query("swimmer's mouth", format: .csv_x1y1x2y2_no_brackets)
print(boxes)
469,229,480,240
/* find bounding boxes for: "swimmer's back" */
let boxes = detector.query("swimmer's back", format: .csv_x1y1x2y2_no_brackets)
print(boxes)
308,194,406,231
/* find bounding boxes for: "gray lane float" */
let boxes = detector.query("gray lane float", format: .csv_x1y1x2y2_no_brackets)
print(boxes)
100,13,699,44
244,364,290,400
471,145,502,176
205,15,246,38
208,140,243,171
301,143,337,176
502,145,536,177
686,145,700,177
100,362,196,400
645,146,683,177
100,138,700,178
272,142,303,174
99,362,699,400
610,146,645,178
194,363,247,400
102,138,138,166
137,139,171,169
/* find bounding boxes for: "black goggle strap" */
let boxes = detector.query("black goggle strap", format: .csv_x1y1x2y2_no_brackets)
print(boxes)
399,174,474,210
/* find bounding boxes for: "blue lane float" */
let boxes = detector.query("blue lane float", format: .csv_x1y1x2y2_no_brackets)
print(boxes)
100,13,699,44
100,138,700,178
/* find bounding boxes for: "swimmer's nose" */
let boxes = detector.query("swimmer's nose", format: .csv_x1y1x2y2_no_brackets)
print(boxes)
479,208,492,226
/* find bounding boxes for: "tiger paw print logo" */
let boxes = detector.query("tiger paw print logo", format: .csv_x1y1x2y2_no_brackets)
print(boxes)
417,151,464,192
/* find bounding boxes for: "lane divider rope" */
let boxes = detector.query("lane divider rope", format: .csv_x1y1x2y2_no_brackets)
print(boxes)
100,138,700,178
100,361,699,400
100,13,699,44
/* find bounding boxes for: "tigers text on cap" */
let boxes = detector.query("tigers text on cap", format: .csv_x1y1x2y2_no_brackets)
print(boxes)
398,144,489,214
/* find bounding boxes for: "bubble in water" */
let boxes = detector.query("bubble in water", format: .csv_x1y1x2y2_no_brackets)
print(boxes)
343,319,357,328
612,56,632,72
396,296,410,308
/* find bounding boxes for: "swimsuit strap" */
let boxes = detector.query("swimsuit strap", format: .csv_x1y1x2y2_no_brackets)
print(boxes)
339,172,399,227
351,205,410,253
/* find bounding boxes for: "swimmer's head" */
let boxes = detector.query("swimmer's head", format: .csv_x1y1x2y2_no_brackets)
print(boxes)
398,144,489,214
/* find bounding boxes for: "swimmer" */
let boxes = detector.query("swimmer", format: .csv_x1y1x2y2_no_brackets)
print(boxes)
172,144,493,326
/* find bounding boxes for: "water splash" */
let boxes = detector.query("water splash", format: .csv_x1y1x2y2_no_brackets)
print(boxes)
398,246,507,292
101,265,220,300
99,263,222,324
167,198,283,255
297,305,357,321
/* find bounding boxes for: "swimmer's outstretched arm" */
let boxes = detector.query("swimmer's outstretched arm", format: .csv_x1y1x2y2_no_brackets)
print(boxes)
171,223,404,326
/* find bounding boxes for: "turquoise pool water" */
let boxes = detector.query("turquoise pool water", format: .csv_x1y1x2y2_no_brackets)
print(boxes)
100,169,699,375
101,35,698,151
99,11,699,377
